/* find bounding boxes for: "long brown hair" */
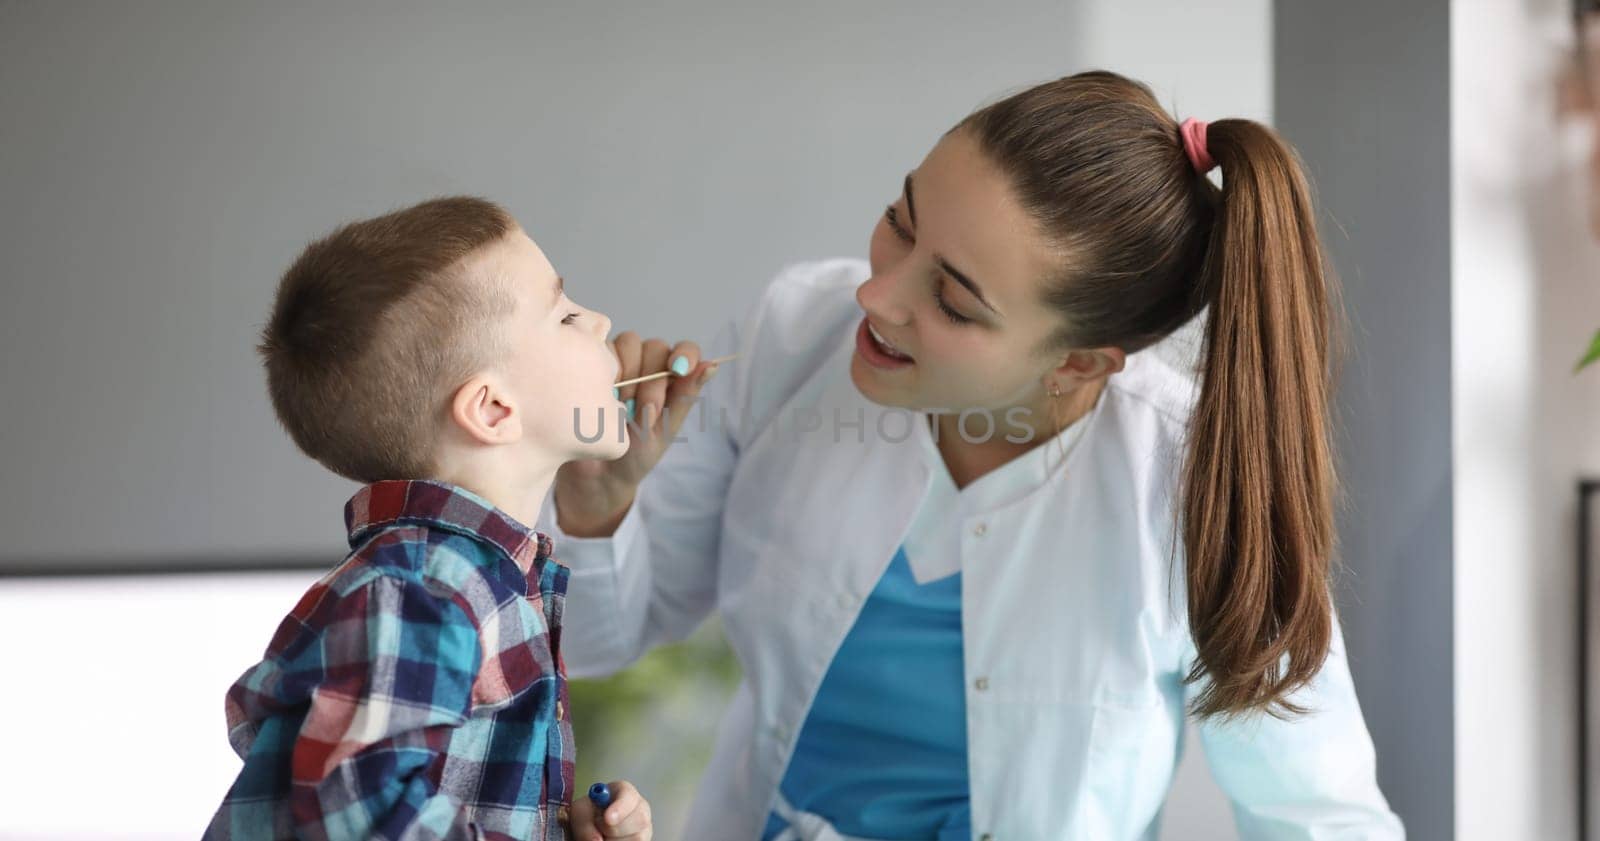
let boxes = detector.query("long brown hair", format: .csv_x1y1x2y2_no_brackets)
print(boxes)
960,71,1339,719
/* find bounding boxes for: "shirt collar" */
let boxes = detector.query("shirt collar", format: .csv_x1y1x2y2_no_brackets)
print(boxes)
914,390,1106,513
344,479,555,592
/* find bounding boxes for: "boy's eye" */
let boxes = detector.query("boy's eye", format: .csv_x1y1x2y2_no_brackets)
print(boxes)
561,312,581,325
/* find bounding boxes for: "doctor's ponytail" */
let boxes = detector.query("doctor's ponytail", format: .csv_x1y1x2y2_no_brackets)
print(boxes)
960,72,1340,719
1178,119,1338,720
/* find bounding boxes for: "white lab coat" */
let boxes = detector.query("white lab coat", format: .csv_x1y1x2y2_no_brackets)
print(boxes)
538,259,1405,840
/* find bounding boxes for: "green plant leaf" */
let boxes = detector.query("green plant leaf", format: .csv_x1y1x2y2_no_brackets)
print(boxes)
1580,328,1600,373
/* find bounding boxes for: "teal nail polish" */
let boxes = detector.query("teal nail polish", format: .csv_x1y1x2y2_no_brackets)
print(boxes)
613,387,620,399
624,398,635,421
670,356,690,376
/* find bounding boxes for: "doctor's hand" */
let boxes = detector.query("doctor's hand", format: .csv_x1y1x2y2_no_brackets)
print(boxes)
555,332,719,537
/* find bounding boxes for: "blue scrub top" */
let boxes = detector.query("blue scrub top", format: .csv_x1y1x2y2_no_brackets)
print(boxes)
763,545,971,841
763,413,1090,840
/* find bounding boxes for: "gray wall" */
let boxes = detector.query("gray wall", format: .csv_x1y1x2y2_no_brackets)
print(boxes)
0,0,1088,571
1275,1,1454,838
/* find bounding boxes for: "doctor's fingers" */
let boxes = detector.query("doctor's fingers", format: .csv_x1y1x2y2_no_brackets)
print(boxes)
627,338,670,427
610,332,644,404
651,340,703,427
634,339,703,430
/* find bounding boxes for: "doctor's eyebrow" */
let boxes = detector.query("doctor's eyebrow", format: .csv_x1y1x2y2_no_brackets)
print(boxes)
904,173,917,227
939,258,1000,317
905,173,1001,318
549,274,564,308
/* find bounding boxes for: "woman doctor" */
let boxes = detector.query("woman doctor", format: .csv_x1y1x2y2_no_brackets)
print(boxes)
542,71,1406,840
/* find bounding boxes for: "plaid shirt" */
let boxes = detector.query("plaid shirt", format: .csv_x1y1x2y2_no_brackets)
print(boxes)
205,480,575,841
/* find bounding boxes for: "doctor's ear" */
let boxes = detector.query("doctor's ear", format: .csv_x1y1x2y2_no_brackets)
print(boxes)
1053,347,1126,386
449,374,522,445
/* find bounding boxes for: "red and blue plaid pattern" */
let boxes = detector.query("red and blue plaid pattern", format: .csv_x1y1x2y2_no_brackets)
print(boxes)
205,480,575,841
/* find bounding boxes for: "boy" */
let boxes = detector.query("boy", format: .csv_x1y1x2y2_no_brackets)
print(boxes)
206,197,691,841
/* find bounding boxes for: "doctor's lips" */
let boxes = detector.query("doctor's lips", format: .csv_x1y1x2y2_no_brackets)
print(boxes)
858,316,916,368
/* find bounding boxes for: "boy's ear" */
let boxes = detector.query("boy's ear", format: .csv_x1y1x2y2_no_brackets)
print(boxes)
449,374,522,446
1053,346,1126,386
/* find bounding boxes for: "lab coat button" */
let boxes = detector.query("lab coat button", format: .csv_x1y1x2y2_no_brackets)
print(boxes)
979,834,993,841
972,522,988,537
974,677,989,691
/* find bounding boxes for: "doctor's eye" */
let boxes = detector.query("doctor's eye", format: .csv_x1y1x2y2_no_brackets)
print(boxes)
561,312,581,325
885,205,914,244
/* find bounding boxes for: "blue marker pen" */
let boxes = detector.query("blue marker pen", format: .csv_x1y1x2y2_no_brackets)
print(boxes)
588,782,613,824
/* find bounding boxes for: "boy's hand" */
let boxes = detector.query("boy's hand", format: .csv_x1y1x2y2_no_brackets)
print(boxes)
565,780,652,841
555,332,718,537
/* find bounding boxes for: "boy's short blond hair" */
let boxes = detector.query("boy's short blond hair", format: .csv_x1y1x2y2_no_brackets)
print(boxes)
259,196,515,483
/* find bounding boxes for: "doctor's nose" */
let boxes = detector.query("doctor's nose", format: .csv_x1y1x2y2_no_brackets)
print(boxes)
856,271,913,328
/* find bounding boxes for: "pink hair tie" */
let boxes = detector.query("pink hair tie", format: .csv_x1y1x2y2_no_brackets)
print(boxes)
1179,118,1216,174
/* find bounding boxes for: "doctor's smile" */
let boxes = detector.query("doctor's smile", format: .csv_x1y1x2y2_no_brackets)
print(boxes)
857,317,916,368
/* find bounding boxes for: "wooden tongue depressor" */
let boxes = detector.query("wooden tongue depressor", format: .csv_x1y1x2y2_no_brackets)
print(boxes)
612,353,739,389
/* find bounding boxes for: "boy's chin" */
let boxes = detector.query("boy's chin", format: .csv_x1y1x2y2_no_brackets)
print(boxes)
576,437,631,462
